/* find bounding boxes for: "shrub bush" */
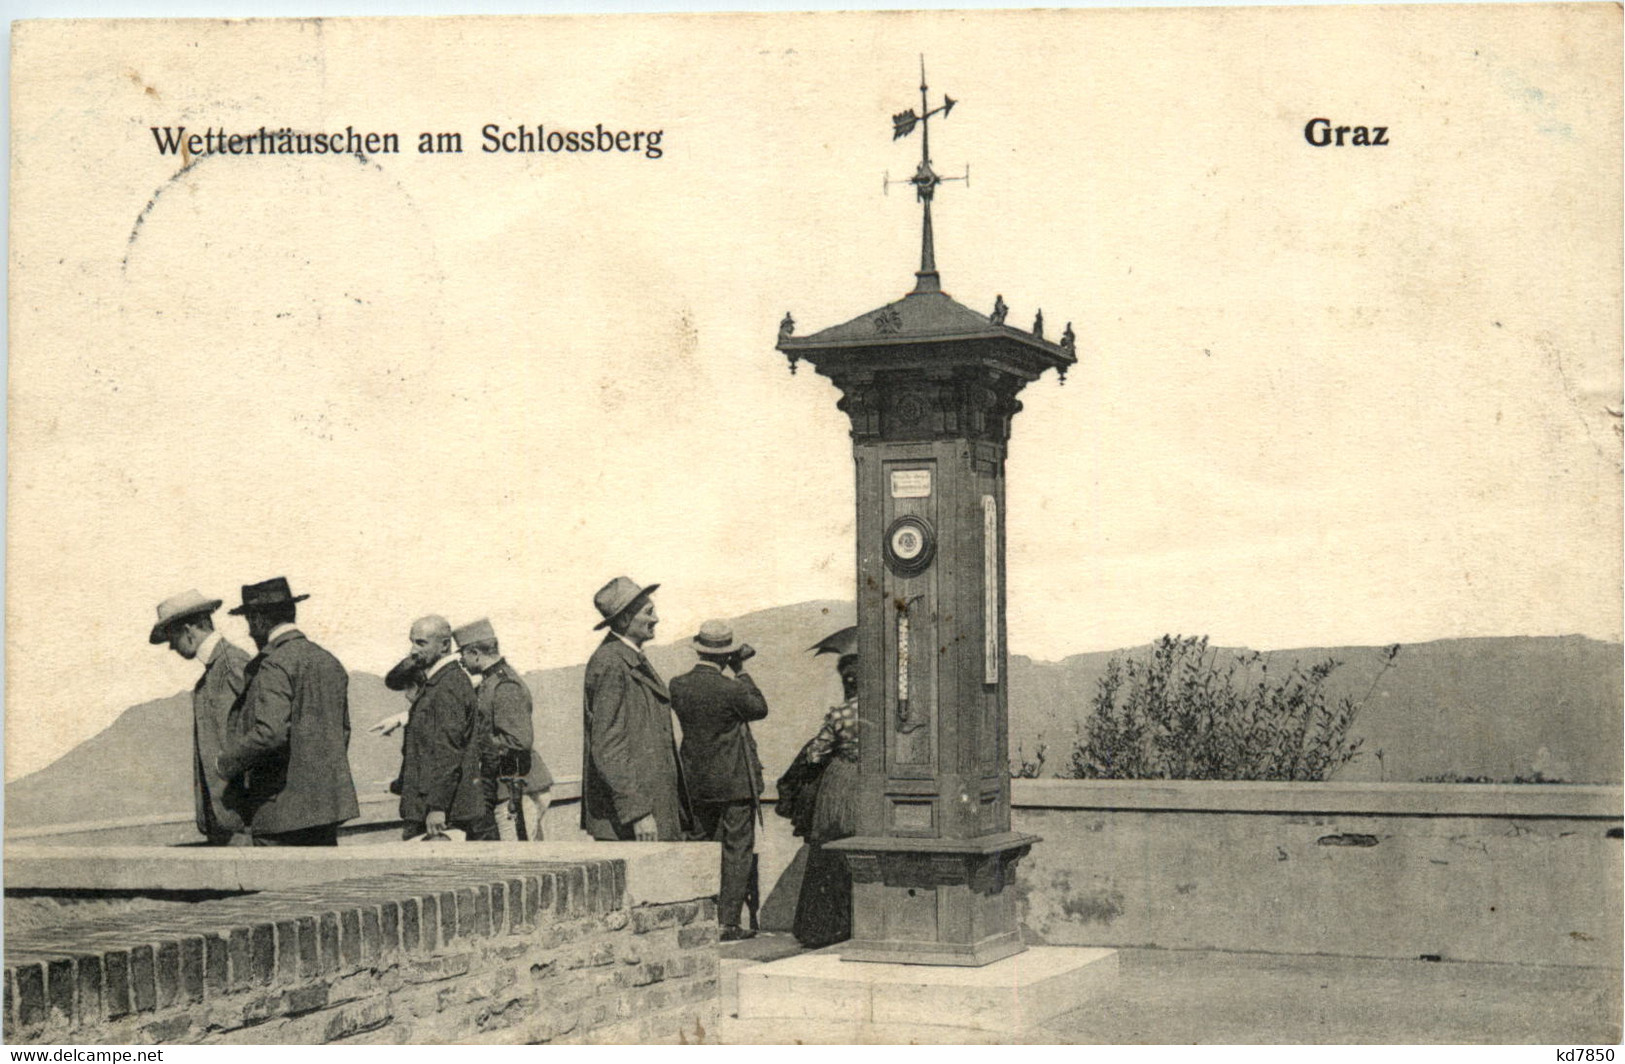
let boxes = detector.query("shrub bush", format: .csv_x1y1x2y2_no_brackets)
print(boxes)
1065,635,1400,781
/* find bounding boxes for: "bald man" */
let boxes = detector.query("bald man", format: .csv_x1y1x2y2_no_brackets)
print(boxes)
396,615,495,840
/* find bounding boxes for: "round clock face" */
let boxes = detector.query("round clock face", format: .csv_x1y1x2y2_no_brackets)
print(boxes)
884,516,936,575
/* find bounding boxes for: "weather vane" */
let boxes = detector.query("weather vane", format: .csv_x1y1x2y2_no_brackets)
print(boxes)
884,57,968,293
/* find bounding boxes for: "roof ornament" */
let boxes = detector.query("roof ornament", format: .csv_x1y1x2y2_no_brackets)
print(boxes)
885,57,968,295
779,312,798,373
774,66,1076,392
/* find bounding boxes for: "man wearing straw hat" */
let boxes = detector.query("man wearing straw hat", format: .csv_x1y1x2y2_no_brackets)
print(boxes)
216,577,360,846
581,576,692,842
670,619,770,940
150,588,252,846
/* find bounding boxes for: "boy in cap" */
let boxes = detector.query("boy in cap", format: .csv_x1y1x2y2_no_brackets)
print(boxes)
456,618,553,841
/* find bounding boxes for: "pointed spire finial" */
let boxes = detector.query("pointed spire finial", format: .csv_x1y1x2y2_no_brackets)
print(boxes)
889,57,966,294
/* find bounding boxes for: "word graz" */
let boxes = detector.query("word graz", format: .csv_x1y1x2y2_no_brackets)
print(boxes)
1304,118,1390,147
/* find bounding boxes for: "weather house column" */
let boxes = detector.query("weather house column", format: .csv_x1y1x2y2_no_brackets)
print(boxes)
776,61,1076,966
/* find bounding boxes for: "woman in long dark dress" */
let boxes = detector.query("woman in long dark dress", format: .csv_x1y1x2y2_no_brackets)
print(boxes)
787,628,861,948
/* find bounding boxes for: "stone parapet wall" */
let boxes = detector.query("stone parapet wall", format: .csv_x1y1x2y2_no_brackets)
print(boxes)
746,780,1622,968
4,852,720,1045
1004,780,1623,968
10,777,1618,1015
1010,778,1623,818
8,781,593,849
1014,802,1622,968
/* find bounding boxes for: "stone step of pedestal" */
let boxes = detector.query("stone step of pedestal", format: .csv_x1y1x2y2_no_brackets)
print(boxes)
717,1014,1025,1044
736,945,1118,1035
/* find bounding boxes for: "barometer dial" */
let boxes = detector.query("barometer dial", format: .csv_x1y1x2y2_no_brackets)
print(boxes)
884,516,936,575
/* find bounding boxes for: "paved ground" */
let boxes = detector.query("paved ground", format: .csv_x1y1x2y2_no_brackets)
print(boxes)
717,934,1622,1044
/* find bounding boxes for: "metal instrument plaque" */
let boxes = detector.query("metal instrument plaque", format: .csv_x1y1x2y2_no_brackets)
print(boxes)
890,469,932,498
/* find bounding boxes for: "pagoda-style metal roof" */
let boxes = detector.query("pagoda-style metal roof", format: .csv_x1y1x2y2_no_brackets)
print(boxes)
777,288,1076,377
780,290,1072,362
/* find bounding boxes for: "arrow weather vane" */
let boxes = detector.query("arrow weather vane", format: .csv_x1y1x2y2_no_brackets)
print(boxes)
887,57,967,294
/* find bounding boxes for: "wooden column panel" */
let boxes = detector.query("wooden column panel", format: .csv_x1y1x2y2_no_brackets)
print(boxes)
781,288,1073,965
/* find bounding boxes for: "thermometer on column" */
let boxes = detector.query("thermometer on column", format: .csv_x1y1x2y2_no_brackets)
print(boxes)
896,594,926,734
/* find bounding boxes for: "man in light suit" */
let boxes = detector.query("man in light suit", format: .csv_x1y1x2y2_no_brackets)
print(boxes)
216,577,359,846
670,620,770,940
151,588,251,846
581,576,691,842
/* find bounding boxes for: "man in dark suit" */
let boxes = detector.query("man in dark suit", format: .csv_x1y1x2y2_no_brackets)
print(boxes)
581,576,691,842
216,577,359,846
396,615,495,841
455,618,552,841
670,619,769,940
151,588,251,845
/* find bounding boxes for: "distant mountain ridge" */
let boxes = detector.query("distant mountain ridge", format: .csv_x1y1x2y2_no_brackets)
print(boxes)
6,601,1620,829
1005,633,1622,785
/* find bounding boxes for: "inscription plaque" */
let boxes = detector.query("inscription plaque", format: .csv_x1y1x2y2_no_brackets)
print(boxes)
890,469,932,498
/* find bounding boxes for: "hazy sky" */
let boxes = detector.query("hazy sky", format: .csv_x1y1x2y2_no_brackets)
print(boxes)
7,6,1620,781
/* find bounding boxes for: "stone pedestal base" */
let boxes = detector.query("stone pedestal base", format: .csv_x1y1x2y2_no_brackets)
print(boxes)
736,945,1118,1035
826,831,1040,965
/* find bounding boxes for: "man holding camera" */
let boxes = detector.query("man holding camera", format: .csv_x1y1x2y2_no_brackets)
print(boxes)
669,619,769,941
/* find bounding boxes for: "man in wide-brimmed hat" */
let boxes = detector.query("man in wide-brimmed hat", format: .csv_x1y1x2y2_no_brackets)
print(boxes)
670,619,770,940
581,576,692,841
215,577,360,846
150,589,252,846
456,618,552,841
